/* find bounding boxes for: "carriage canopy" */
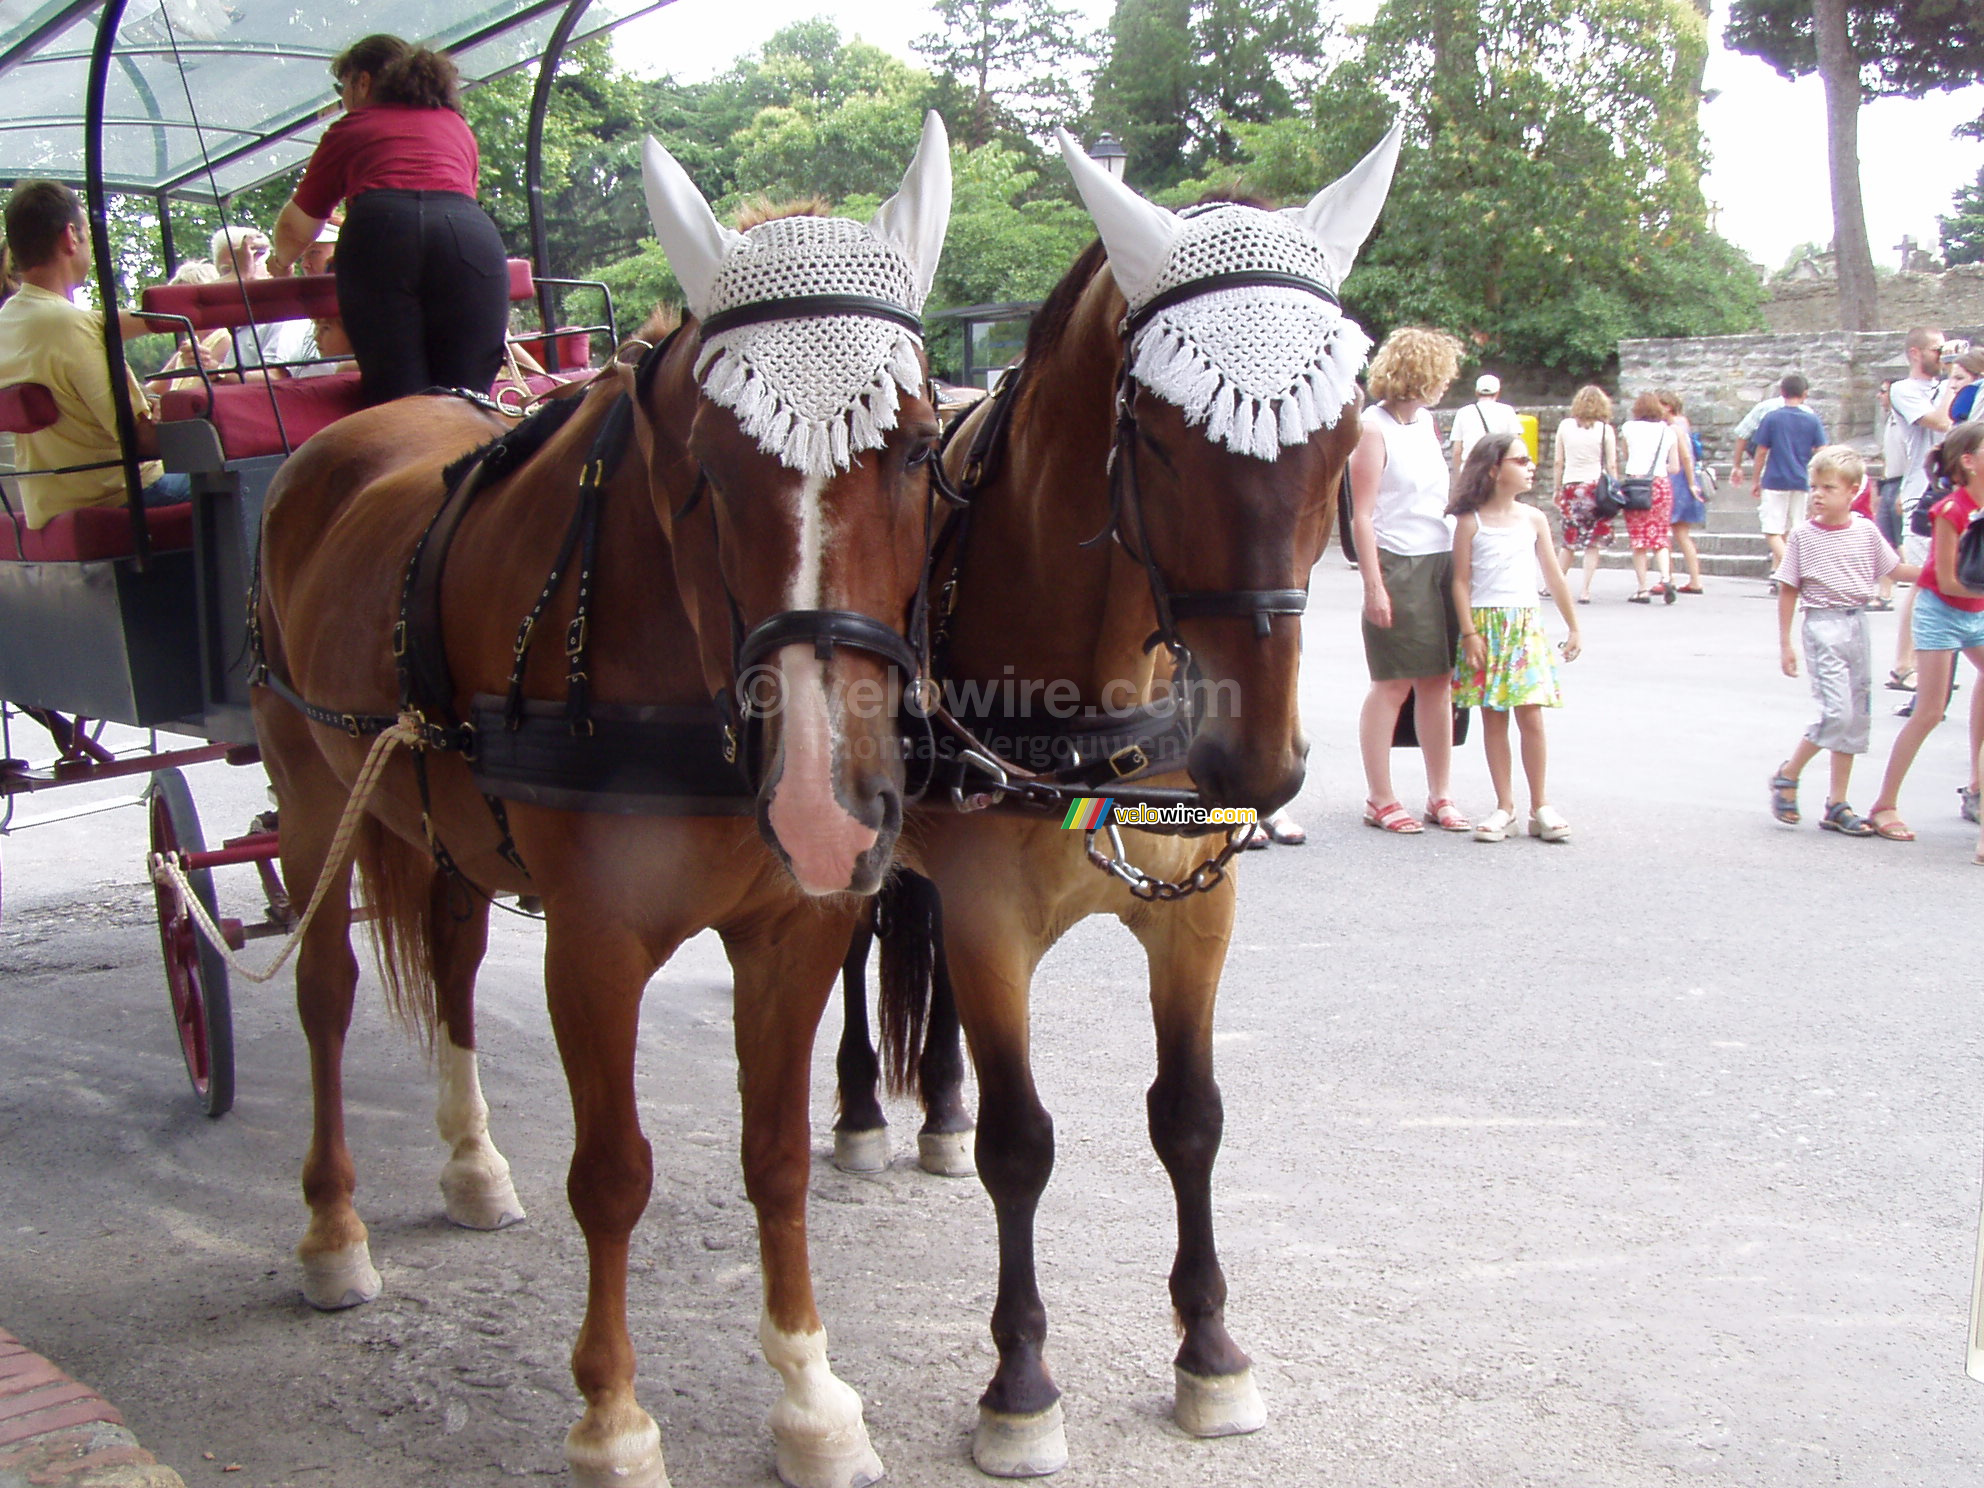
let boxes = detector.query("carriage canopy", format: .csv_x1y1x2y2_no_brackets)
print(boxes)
0,0,671,201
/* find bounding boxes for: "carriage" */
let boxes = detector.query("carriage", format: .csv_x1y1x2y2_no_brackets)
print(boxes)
0,0,656,1115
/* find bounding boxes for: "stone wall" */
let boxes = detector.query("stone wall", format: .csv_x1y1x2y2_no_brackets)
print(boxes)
1764,264,1984,335
1613,326,1984,472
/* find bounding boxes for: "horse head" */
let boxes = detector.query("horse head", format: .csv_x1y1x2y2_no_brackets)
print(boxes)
636,113,950,896
1057,123,1403,814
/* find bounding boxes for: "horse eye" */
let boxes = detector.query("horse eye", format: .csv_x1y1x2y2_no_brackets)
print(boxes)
905,441,936,468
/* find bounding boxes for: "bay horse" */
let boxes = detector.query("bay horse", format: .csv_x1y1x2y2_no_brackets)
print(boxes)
253,116,952,1488
871,125,1406,1476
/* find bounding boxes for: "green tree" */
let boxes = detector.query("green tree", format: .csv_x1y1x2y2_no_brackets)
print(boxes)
1190,0,1326,165
1725,0,1984,328
914,0,1093,147
1180,0,1758,375
1089,0,1193,188
1944,165,1984,267
727,49,934,204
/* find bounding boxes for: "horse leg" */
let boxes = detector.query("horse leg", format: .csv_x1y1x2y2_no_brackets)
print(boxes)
1128,887,1264,1438
914,924,973,1177
830,915,890,1174
429,882,525,1231
942,894,1064,1477
727,913,883,1488
289,803,378,1311
549,915,669,1488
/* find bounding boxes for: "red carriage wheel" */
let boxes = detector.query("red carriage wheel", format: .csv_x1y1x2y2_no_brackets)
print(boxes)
149,768,234,1116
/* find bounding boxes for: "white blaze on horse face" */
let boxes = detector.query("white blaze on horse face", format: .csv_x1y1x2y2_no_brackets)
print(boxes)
767,474,876,895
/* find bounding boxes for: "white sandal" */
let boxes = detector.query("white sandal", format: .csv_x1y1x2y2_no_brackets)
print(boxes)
1473,807,1515,843
1528,805,1572,842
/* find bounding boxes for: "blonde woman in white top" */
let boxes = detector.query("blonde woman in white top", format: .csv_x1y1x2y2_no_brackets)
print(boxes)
1550,384,1620,604
1349,326,1472,834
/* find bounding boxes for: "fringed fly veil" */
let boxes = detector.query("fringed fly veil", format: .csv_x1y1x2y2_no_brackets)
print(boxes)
694,216,927,479
1125,205,1372,462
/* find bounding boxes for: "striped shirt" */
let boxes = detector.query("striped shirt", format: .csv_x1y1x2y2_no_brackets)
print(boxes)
1772,515,1899,610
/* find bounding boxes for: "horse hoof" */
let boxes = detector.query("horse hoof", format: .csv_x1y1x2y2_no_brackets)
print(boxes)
916,1129,974,1177
774,1427,884,1488
973,1402,1067,1478
568,1404,669,1488
299,1242,381,1311
832,1128,890,1174
1173,1364,1266,1438
440,1164,527,1231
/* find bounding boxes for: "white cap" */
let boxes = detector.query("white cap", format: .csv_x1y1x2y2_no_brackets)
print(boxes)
1475,373,1501,395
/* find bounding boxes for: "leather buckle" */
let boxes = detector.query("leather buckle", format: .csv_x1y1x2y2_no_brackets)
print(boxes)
1108,744,1149,778
390,620,407,658
721,724,738,765
341,713,362,738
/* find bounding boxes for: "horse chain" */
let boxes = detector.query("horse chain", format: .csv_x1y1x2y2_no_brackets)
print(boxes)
1082,820,1250,902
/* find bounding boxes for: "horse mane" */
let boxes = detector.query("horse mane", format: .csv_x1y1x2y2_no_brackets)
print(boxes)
1019,237,1107,372
440,393,590,492
734,196,832,229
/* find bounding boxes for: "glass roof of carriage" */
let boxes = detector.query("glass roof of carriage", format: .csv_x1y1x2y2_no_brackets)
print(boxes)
0,0,672,201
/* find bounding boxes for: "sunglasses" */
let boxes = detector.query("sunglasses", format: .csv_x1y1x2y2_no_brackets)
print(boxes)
1502,451,1533,466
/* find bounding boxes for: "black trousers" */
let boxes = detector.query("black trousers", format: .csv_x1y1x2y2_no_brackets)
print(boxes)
337,189,511,406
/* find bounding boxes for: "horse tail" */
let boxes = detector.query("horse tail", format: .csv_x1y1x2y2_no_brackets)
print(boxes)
353,817,440,1052
876,870,941,1099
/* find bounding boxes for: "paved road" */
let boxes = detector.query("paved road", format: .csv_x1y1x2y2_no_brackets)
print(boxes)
2,563,1982,1488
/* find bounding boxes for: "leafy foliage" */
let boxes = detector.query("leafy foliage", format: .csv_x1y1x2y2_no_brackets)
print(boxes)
1944,165,1984,267
1724,0,1984,96
1170,0,1762,374
914,0,1094,147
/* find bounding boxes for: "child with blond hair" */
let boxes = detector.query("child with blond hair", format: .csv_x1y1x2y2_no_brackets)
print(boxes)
1769,446,1917,834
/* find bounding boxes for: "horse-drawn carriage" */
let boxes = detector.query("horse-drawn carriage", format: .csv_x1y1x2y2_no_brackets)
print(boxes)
4,9,1410,1481
0,0,646,1114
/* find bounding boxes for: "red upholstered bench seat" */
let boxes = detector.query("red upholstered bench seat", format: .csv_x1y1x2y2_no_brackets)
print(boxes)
0,501,194,561
157,372,368,461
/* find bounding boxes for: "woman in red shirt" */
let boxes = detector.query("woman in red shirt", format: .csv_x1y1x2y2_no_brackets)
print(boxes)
268,35,510,405
1865,421,1984,842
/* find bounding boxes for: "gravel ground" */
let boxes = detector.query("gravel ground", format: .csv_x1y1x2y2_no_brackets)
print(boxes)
2,563,1982,1488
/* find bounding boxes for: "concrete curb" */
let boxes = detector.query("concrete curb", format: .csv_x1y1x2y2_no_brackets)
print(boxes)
0,1329,183,1488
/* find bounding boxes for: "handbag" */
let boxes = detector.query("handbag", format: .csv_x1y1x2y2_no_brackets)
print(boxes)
1591,471,1623,519
1957,507,1984,592
1616,429,1662,512
1391,697,1471,749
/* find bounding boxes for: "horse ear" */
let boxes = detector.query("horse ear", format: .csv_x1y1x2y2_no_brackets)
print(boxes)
641,134,742,320
1282,119,1404,286
1055,127,1180,307
870,111,952,308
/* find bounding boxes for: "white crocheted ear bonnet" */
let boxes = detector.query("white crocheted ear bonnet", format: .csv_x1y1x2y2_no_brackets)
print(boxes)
1056,122,1403,463
694,216,927,479
1127,205,1371,462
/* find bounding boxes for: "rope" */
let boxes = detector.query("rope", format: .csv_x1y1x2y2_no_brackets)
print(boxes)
149,715,422,984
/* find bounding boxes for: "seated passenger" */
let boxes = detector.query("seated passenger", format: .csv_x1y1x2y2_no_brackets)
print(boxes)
153,259,231,387
209,224,289,381
268,219,351,378
0,181,191,529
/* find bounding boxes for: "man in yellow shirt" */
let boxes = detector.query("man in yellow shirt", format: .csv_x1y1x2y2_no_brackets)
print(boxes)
0,180,189,530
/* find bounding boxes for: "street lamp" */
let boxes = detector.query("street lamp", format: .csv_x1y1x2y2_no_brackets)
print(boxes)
1087,132,1127,181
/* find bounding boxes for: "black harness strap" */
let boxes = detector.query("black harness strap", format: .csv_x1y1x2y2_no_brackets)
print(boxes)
699,295,923,340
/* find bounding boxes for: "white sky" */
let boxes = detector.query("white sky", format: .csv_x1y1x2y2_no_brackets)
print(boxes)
613,0,1984,274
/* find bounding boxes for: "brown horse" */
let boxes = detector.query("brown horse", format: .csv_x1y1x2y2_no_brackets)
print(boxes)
254,118,952,1488
877,125,1405,1476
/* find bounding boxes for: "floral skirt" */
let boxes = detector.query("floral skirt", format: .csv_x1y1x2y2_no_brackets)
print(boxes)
1624,477,1673,551
1454,605,1561,710
1557,481,1613,549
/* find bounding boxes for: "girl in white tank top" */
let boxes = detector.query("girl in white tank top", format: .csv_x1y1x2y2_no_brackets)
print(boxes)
1447,431,1584,842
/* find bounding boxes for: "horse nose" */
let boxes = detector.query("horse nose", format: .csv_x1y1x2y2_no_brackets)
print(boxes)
1187,733,1305,816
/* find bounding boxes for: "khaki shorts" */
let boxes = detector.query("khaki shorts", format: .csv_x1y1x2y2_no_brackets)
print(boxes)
1759,487,1810,536
1362,549,1458,681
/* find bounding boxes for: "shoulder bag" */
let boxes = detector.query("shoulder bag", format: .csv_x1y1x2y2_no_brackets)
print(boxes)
1589,425,1624,518
1616,427,1662,512
1956,507,1984,592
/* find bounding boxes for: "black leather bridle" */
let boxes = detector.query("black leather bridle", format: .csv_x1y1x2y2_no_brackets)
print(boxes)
1093,268,1344,662
665,293,940,794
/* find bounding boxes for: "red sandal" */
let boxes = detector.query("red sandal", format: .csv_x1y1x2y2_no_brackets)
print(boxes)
1363,800,1423,833
1424,797,1473,832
